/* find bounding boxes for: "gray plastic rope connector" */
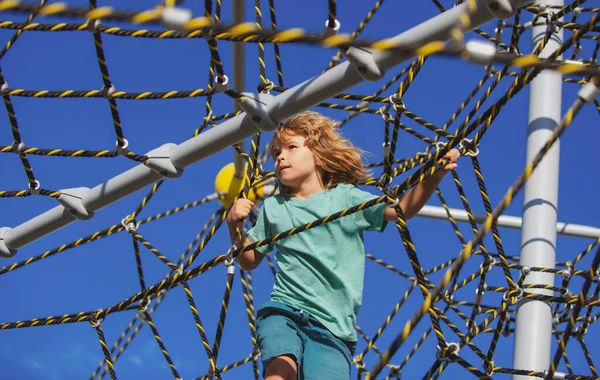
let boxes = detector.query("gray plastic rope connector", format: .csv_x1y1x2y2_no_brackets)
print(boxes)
0,227,16,258
161,7,193,32
552,316,560,325
121,215,137,233
577,80,600,103
101,85,115,99
382,141,391,157
237,92,278,132
345,47,385,81
543,370,566,380
0,82,8,96
87,18,101,32
322,18,340,37
482,0,515,19
144,143,184,178
12,141,24,153
349,100,370,120
436,342,460,362
227,263,236,275
224,244,237,271
116,138,129,155
459,137,479,157
58,187,95,220
546,12,560,34
464,39,497,65
206,192,221,202
215,75,229,92
29,180,41,195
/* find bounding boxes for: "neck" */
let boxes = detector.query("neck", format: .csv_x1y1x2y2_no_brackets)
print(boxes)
291,175,325,199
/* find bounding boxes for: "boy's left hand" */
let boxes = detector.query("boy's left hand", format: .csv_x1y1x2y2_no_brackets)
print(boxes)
439,148,460,171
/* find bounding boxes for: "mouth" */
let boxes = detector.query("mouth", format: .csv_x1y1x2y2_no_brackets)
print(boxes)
278,167,290,174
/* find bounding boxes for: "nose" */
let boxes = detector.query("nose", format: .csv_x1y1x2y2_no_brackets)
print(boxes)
277,150,287,163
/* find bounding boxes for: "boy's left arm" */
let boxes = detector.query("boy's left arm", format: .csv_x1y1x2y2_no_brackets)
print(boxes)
384,149,460,221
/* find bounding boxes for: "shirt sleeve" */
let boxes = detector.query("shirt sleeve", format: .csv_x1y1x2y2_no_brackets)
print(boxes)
347,185,387,233
246,204,274,255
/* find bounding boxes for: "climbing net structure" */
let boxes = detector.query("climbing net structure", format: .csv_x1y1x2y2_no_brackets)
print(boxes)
0,0,599,379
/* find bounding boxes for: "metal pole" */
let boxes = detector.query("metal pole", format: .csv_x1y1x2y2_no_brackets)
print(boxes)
233,0,246,179
416,205,600,239
0,0,532,257
513,1,563,378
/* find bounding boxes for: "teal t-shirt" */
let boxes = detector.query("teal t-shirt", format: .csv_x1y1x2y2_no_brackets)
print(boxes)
247,183,386,342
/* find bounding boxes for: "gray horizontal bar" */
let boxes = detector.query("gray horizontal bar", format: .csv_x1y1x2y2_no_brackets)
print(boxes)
0,0,530,257
418,205,600,239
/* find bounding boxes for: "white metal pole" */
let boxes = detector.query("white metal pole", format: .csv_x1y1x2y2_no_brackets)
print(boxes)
416,205,600,239
513,1,564,378
233,0,246,179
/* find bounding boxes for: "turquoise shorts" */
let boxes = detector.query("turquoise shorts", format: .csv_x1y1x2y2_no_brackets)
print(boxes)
256,301,356,380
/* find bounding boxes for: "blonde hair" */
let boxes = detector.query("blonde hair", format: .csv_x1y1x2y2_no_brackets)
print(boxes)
270,111,370,197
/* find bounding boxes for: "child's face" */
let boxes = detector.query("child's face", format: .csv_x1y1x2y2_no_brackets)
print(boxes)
272,132,321,190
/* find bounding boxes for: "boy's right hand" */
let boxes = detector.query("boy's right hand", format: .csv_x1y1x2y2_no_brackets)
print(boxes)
227,199,254,224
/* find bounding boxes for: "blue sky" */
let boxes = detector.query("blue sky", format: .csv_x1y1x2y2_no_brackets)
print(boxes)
0,0,599,379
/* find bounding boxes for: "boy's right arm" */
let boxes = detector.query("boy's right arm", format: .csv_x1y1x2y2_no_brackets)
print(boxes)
227,199,266,271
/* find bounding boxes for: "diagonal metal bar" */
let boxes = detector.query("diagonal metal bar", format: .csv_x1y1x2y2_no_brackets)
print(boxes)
0,0,531,258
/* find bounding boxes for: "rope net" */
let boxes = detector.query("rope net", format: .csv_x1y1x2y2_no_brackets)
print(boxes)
0,0,599,379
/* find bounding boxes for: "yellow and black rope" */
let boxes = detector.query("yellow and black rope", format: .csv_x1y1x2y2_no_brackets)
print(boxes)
143,310,182,379
240,269,261,380
211,266,235,363
366,77,593,379
0,0,46,191
91,314,117,380
326,0,386,70
182,281,221,379
267,0,284,86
